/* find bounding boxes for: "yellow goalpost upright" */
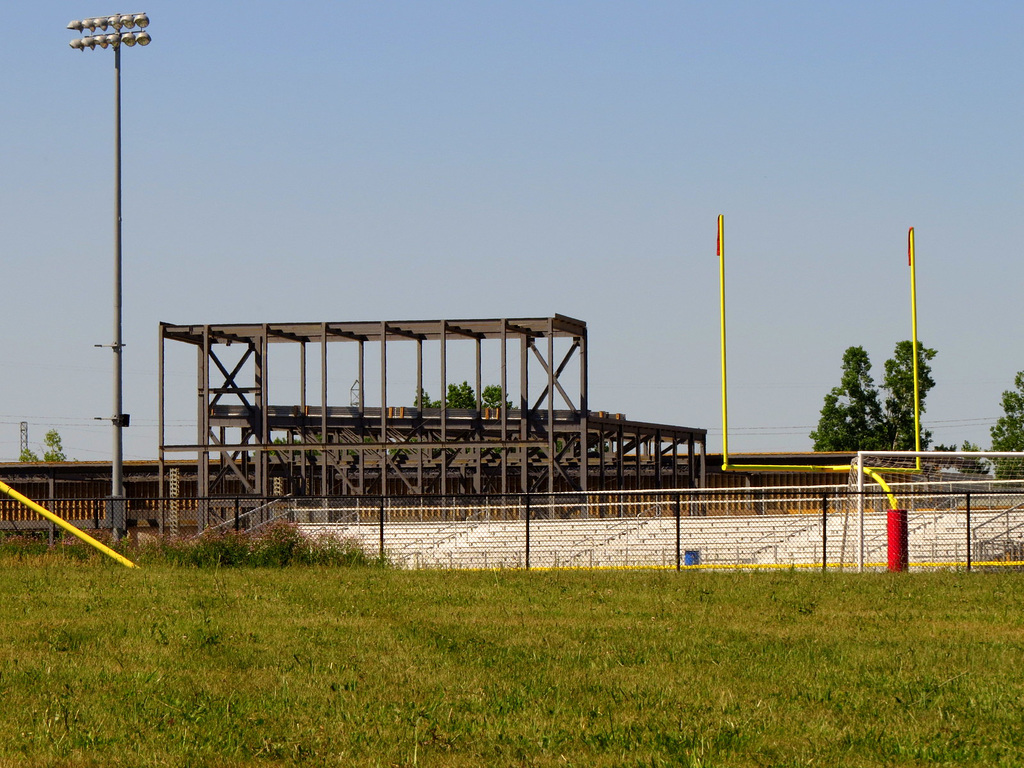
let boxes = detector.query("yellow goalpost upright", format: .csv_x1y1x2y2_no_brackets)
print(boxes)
715,215,927,570
0,479,138,568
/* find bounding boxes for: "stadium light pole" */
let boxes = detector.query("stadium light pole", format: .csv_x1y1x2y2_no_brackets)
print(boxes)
67,13,151,541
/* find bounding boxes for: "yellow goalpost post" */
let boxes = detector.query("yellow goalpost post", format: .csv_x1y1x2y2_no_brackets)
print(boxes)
0,479,138,568
908,226,922,470
716,215,923,570
716,214,857,475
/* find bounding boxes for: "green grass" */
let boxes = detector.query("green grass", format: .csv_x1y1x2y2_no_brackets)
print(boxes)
1,560,1024,766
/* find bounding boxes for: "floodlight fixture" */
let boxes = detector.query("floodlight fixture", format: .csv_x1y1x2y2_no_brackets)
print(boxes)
67,12,151,49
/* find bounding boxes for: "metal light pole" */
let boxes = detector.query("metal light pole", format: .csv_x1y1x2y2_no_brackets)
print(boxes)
68,14,151,540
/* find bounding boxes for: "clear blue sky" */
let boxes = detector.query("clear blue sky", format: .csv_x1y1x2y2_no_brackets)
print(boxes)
2,1,1022,461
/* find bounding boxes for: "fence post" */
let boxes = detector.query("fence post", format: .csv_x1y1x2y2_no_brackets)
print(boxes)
525,493,531,571
379,495,385,562
856,461,865,573
966,491,972,572
234,497,240,532
675,493,681,571
822,494,828,573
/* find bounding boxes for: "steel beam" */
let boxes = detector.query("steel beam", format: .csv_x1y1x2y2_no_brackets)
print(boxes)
159,316,706,506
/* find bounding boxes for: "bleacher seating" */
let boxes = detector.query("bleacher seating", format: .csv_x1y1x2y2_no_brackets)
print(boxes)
296,505,1024,570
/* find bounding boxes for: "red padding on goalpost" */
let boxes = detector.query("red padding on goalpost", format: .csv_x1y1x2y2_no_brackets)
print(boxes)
887,509,909,572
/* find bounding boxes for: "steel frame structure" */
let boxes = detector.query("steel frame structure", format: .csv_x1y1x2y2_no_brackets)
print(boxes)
159,315,706,501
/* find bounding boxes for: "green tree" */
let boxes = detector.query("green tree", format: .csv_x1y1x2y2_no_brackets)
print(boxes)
880,340,937,450
415,388,441,409
481,384,512,410
990,372,1024,479
991,372,1024,452
414,382,477,409
19,429,67,463
810,342,937,451
809,346,886,451
415,382,511,410
445,381,476,409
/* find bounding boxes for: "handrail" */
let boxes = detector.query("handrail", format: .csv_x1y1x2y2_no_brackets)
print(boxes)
200,495,292,536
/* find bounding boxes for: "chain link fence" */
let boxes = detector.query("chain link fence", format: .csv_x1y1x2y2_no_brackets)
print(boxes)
284,485,1024,571
5,485,1024,571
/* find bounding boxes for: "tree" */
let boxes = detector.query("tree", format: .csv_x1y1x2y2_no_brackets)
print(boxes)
481,384,512,410
988,372,1024,479
415,388,441,409
810,342,937,451
415,382,511,410
879,340,937,450
809,346,886,451
19,429,67,463
42,430,68,462
414,382,475,409
445,381,476,409
990,372,1024,452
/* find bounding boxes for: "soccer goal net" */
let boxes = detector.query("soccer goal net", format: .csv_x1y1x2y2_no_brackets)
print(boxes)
849,450,1024,570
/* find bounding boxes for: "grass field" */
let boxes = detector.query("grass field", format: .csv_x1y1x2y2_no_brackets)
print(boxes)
2,554,1024,767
